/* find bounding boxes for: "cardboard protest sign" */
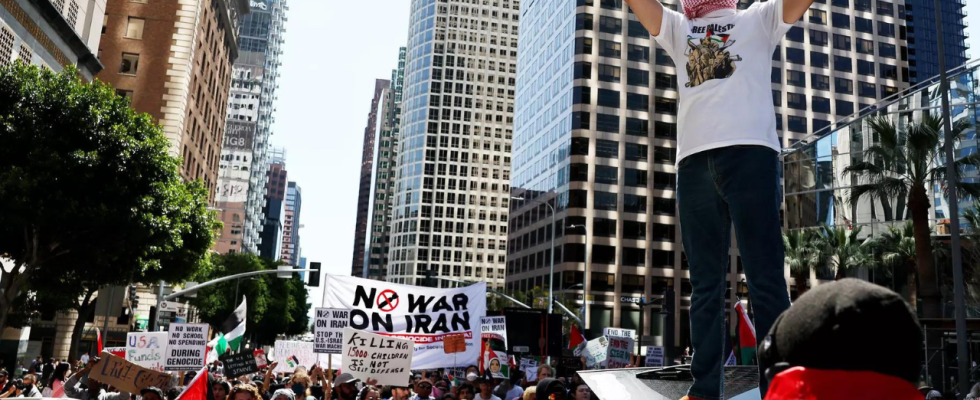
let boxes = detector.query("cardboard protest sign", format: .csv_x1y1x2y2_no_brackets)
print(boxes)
253,349,268,369
603,328,636,340
165,323,208,371
583,337,609,369
323,275,486,369
480,316,508,347
314,308,348,354
126,332,167,371
91,352,173,393
273,340,316,374
341,327,413,386
443,334,465,354
645,346,665,367
221,352,260,377
605,336,634,368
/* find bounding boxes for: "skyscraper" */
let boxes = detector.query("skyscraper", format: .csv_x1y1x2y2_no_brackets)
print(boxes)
351,79,391,278
904,0,968,83
508,0,909,345
216,0,288,254
97,0,249,198
386,0,520,289
365,48,407,281
0,0,104,79
258,147,287,260
281,181,302,265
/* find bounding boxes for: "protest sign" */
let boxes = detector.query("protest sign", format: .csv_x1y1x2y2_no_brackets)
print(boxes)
605,336,634,368
480,316,508,347
481,344,509,378
583,337,609,369
104,347,126,358
164,323,208,371
126,332,167,371
323,275,486,369
603,328,636,340
273,340,316,374
645,346,665,367
253,349,268,369
443,334,465,354
314,308,348,354
341,327,413,386
519,358,539,381
91,352,173,393
221,352,260,377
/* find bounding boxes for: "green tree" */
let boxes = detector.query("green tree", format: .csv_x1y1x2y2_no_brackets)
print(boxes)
817,225,865,280
0,62,218,346
871,222,918,307
189,253,309,348
843,114,979,317
783,228,823,297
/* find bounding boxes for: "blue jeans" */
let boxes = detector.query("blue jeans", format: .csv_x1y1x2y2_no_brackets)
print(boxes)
678,145,791,400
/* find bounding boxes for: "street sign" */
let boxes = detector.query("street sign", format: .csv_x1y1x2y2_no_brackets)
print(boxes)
160,301,184,313
513,346,530,353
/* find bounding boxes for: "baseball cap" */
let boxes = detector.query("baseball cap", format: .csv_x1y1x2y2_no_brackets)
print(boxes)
332,372,358,386
758,279,923,383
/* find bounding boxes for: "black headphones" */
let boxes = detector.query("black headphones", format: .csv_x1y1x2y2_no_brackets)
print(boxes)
757,313,792,382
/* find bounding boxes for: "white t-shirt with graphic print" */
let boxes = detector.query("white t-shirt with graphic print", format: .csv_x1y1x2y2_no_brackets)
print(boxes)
653,0,793,163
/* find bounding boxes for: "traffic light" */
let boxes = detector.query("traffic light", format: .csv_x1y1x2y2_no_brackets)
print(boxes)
128,285,139,309
307,262,321,287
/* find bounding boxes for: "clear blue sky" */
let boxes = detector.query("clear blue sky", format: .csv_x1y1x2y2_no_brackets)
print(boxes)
269,0,409,304
968,1,979,60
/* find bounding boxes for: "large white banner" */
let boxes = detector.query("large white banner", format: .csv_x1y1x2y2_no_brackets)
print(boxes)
323,275,486,369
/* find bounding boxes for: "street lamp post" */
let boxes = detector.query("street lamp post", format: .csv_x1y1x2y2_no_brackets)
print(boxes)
512,196,556,315
233,277,260,304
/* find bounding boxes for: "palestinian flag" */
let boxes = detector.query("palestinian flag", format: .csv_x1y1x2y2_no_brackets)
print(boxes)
210,296,247,358
175,367,208,400
568,324,587,350
705,29,731,44
734,302,756,365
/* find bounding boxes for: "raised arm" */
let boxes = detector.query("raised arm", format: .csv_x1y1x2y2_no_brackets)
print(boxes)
783,0,815,23
624,0,665,36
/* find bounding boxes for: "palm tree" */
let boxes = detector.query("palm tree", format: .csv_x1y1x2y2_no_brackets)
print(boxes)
843,113,979,318
783,228,822,297
817,224,865,280
874,222,918,308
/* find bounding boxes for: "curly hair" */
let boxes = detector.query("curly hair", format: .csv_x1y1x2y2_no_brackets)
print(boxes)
228,383,263,400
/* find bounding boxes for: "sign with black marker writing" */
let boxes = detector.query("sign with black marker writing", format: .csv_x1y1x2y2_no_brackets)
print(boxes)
165,323,208,371
91,352,173,394
314,308,348,354
341,327,413,386
220,352,260,377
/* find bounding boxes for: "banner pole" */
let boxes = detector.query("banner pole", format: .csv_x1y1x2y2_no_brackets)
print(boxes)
327,354,333,382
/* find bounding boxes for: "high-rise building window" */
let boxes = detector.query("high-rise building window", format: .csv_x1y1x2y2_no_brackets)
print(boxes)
576,13,593,31
653,97,675,114
786,48,805,65
629,93,651,112
625,169,648,187
628,20,649,37
120,53,140,75
626,117,649,136
879,64,898,80
857,60,875,76
813,119,831,132
771,67,781,83
574,62,592,79
809,9,827,24
654,146,676,164
855,0,871,11
787,26,804,42
831,0,848,7
624,194,647,213
836,100,854,116
787,70,805,87
833,34,851,51
623,221,646,240
627,68,649,86
655,121,677,140
855,17,873,34
876,0,893,15
576,37,593,55
788,116,807,133
625,143,648,161
595,166,618,185
596,113,620,132
833,56,852,73
881,85,898,98
877,21,895,37
593,218,617,237
809,30,828,46
623,248,646,266
655,48,673,66
855,39,874,56
599,16,622,34
811,52,829,68
597,89,620,108
879,43,896,59
573,86,591,104
628,44,650,63
772,90,782,107
596,139,619,158
571,112,590,129
594,191,618,210
572,137,590,155
831,12,849,29
835,77,853,94
125,17,145,39
655,74,677,90
599,40,621,58
858,82,876,98
812,96,830,113
787,93,806,110
598,64,621,82
600,0,622,10
811,73,830,90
